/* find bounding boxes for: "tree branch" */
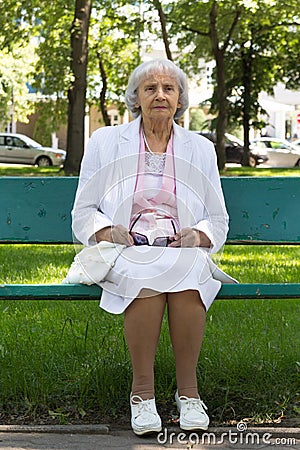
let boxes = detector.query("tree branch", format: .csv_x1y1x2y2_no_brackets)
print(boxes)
222,9,242,51
177,22,210,37
152,0,173,61
97,53,110,126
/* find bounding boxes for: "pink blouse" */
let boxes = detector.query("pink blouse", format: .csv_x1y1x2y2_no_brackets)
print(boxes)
130,128,180,244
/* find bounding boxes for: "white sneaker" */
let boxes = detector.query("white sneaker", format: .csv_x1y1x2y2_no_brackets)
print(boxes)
130,393,162,435
175,390,209,431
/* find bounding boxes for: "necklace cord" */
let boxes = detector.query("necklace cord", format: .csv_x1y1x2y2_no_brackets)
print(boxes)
142,127,169,154
142,128,154,154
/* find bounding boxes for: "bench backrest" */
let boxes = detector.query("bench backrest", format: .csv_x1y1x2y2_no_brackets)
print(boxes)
0,176,299,244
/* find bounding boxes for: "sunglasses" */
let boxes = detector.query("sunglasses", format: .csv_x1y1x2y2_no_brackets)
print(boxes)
129,214,177,247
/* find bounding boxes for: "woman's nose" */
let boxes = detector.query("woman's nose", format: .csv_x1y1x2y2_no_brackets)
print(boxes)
155,87,165,100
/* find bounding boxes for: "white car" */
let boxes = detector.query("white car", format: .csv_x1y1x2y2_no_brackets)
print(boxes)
251,138,300,167
292,138,300,148
0,133,66,166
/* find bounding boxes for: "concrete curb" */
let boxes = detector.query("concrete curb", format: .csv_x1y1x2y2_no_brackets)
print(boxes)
0,424,110,435
0,424,299,439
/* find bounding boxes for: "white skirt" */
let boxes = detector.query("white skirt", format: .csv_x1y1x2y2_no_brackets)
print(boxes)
99,246,236,314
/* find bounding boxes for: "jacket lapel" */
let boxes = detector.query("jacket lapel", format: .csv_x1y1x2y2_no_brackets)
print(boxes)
112,117,141,226
173,124,196,227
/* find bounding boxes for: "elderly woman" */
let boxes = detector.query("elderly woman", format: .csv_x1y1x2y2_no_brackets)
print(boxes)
72,59,234,435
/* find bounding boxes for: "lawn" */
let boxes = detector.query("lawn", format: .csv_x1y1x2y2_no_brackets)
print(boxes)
221,166,300,177
0,164,300,177
0,244,299,427
0,165,62,177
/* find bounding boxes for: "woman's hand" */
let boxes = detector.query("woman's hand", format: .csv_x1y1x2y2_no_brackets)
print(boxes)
168,228,211,248
95,225,134,246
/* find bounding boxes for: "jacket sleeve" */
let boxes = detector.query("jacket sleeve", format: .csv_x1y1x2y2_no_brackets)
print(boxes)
71,129,114,247
192,138,229,253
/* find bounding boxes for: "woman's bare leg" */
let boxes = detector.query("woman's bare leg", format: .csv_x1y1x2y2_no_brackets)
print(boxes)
124,293,167,400
167,290,206,398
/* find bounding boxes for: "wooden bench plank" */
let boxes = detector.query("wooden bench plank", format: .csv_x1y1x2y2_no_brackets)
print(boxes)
0,283,299,300
0,177,77,243
0,284,102,300
218,283,300,298
1,176,300,244
221,177,300,243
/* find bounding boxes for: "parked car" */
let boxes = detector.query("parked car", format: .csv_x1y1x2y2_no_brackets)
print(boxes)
0,133,66,166
197,132,268,167
292,138,300,148
251,138,300,167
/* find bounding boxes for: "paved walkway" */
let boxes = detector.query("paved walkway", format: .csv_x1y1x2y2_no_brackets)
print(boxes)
0,425,299,450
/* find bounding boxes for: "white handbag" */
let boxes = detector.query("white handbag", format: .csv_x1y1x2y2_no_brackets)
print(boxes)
62,241,126,285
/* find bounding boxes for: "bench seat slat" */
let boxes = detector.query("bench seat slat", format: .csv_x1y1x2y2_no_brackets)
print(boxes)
218,283,300,298
0,283,299,300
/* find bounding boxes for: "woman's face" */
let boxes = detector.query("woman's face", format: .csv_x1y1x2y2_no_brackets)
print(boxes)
136,72,181,122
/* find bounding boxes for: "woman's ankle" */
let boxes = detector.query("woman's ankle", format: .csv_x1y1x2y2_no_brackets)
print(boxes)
177,386,199,398
131,389,155,400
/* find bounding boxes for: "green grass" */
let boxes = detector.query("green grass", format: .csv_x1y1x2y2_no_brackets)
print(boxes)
221,166,300,177
0,244,299,426
0,164,300,177
0,245,74,283
0,165,63,177
214,245,300,283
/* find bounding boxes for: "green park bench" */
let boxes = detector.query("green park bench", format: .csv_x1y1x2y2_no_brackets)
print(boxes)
0,176,299,300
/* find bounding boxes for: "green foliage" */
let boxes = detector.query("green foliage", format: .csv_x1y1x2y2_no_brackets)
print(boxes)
0,0,299,158
189,108,208,131
87,1,141,115
0,0,142,133
33,16,73,97
0,0,38,49
279,28,300,91
30,1,74,137
33,99,68,146
0,44,36,126
168,0,300,140
0,0,73,135
225,1,300,129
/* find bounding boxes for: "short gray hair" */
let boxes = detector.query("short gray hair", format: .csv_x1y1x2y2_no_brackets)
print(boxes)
125,59,189,119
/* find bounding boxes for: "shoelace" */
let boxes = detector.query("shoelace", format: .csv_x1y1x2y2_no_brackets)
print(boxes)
131,396,156,417
180,396,208,412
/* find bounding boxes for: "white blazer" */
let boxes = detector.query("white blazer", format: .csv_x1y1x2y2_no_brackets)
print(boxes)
72,116,229,253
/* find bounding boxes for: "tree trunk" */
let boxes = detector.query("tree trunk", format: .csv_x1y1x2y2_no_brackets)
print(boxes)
215,52,227,170
209,1,226,170
153,0,173,61
64,0,92,175
241,45,253,166
98,54,111,126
